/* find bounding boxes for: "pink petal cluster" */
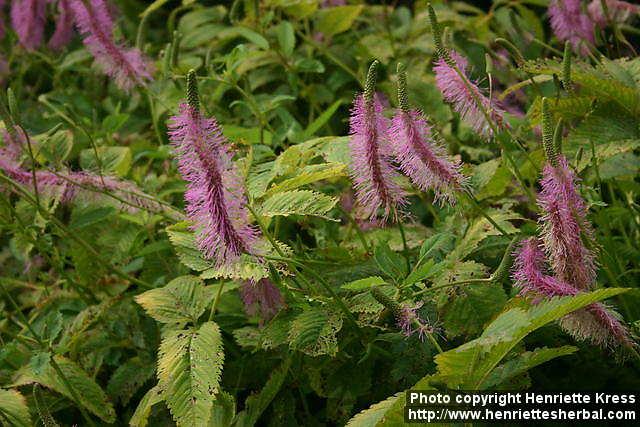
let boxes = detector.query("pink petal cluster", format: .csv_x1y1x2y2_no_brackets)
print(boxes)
588,0,640,28
538,155,597,290
70,0,152,91
10,0,47,50
513,238,632,349
349,93,406,220
49,0,75,51
548,0,595,54
434,51,507,138
168,103,258,266
240,278,284,323
390,109,467,205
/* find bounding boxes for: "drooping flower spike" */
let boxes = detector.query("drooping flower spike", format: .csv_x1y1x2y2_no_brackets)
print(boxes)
513,238,632,349
10,0,47,50
390,63,467,205
240,278,284,323
588,0,640,28
428,4,507,139
70,0,152,91
548,0,595,55
168,70,258,266
49,0,75,51
538,98,597,290
348,60,406,221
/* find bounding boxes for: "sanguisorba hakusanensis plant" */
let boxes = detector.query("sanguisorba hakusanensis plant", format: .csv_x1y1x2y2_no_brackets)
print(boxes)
10,0,47,50
348,60,406,221
168,70,259,266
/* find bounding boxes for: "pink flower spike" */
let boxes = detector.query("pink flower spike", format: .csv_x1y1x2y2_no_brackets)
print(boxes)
588,0,640,28
538,155,597,290
512,238,632,349
548,0,595,55
168,103,258,266
434,51,507,138
49,0,75,51
10,0,47,50
240,278,284,323
70,0,152,91
390,109,467,205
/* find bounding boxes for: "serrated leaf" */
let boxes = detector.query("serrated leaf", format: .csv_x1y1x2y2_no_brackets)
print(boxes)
260,190,337,218
345,392,403,427
135,275,210,324
130,386,164,427
288,308,343,356
234,358,291,427
266,163,346,195
341,276,386,291
79,146,132,177
0,389,31,427
11,355,116,423
157,322,224,427
107,357,155,406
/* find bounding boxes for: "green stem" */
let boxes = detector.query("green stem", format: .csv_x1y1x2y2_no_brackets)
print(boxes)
209,280,226,321
463,190,509,236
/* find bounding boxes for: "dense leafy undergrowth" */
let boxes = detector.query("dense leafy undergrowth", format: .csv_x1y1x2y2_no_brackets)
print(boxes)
1,0,640,426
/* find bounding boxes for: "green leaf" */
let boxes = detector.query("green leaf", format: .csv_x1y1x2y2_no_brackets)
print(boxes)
208,391,235,427
267,162,346,195
107,357,155,406
36,130,73,165
0,389,31,427
344,392,403,427
316,5,364,37
297,100,343,141
341,276,386,291
374,244,408,281
226,27,269,49
276,21,295,56
235,358,292,427
157,322,224,427
260,190,337,218
434,288,629,390
12,355,116,423
289,308,343,356
135,275,211,324
480,346,578,389
130,386,164,427
79,146,132,177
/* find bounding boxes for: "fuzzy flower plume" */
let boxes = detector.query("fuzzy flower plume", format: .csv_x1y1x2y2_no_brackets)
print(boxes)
349,61,406,221
0,136,162,212
588,0,639,28
240,278,284,323
49,0,75,51
513,238,632,349
70,0,152,91
168,71,257,266
538,155,597,290
396,301,440,342
433,51,506,138
390,64,467,204
10,0,47,50
548,0,595,54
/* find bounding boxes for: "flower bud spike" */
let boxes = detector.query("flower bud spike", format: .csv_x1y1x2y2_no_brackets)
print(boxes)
561,41,573,93
541,97,558,167
396,62,410,113
491,236,520,284
162,42,172,78
186,69,199,113
371,286,401,317
427,4,452,65
6,88,18,125
484,53,494,75
494,38,525,67
363,60,379,104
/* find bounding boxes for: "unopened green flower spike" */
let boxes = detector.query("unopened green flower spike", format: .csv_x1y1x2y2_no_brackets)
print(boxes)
363,60,379,104
396,62,410,113
561,42,573,93
186,69,199,112
162,42,172,77
490,236,520,284
485,53,494,75
170,30,181,68
371,286,401,317
427,4,452,65
553,118,564,160
541,97,558,167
